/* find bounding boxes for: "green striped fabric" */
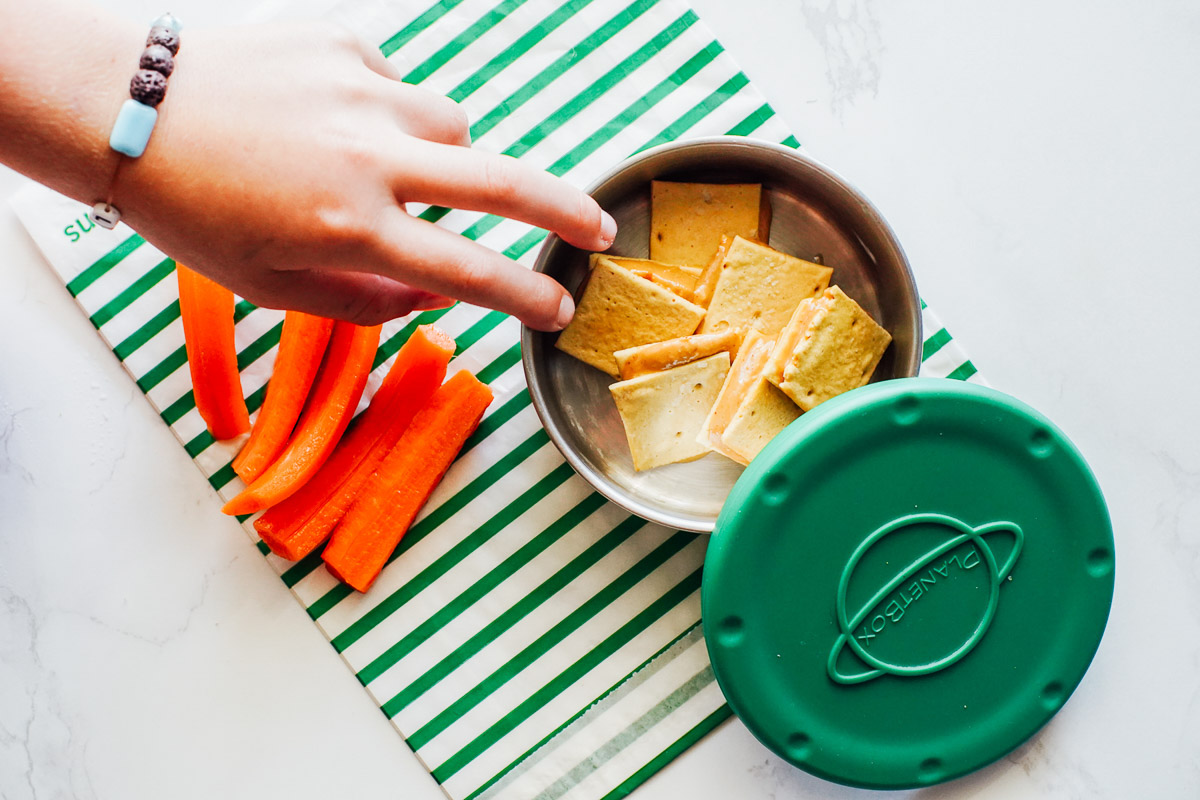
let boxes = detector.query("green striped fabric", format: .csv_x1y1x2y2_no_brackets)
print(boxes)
10,1,983,797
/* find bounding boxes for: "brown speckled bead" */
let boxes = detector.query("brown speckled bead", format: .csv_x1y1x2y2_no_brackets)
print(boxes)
139,44,174,77
146,25,180,55
130,69,168,107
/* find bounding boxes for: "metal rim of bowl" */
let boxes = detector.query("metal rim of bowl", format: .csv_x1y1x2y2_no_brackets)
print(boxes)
521,135,922,533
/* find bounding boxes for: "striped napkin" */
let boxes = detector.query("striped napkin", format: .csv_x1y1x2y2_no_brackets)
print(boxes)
9,0,982,797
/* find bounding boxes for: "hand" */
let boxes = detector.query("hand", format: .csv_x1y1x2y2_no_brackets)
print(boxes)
110,22,614,330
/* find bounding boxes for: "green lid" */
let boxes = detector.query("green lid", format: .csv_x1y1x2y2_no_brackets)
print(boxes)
703,378,1114,789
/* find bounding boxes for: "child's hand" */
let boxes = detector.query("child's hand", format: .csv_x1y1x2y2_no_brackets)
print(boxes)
115,22,615,330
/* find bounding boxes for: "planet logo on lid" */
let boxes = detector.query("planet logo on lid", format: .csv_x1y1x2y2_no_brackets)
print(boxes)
827,513,1024,685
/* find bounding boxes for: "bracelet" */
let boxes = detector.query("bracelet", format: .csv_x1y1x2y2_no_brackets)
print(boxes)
90,13,182,230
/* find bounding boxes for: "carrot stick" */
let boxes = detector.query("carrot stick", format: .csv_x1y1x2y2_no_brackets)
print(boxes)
233,312,334,484
322,371,493,592
221,321,380,515
177,264,249,440
255,325,456,559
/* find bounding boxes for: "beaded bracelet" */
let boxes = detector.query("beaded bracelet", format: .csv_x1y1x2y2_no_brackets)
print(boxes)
90,13,182,230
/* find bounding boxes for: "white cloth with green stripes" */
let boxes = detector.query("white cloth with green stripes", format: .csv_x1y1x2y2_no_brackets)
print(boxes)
9,0,982,797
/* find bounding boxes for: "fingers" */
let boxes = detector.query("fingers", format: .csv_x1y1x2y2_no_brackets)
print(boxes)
391,142,616,251
391,85,472,147
358,38,472,147
359,40,404,81
368,207,575,331
245,269,454,326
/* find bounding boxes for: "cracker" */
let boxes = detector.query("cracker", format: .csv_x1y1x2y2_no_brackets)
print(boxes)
609,353,730,471
555,258,706,377
720,378,802,465
769,285,892,411
699,328,800,465
613,328,741,380
650,182,770,267
595,254,702,297
699,236,832,337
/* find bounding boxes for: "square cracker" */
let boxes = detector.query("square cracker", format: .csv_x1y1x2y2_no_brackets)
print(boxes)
609,353,730,471
555,257,706,377
698,236,832,337
650,182,770,267
613,328,741,380
768,285,892,411
699,328,800,466
720,378,802,465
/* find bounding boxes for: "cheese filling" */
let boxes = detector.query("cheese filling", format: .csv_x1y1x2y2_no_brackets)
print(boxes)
699,328,777,452
692,234,731,308
764,296,825,384
614,328,742,380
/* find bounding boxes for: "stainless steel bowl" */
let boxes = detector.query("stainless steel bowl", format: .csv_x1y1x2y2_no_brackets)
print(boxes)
522,136,921,533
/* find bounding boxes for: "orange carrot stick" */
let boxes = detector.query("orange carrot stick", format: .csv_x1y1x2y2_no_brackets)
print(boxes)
232,312,334,484
255,325,456,559
177,264,249,440
221,321,380,515
322,371,493,592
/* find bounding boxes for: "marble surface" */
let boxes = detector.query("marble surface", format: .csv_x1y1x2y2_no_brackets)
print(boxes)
2,0,1198,797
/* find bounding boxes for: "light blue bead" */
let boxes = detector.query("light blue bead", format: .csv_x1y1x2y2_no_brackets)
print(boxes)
152,12,182,32
109,99,158,158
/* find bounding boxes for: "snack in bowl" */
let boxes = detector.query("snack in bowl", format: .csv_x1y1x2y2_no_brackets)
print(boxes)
554,256,706,377
765,285,893,411
698,235,832,336
553,177,892,475
597,254,702,300
627,269,693,299
650,181,771,267
609,352,731,471
523,137,922,532
699,327,801,465
613,328,742,380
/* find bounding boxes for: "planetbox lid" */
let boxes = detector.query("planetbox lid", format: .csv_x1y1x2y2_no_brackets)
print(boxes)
702,378,1114,789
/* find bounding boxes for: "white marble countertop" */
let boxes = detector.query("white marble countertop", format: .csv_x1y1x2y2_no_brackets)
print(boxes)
2,0,1198,797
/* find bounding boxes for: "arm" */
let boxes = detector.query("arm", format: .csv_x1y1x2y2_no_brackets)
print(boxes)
0,0,614,330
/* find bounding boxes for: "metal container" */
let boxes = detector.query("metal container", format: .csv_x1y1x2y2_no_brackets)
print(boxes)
522,136,921,533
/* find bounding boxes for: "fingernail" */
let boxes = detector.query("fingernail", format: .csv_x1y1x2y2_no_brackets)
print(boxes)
419,295,456,311
556,293,575,330
599,210,617,247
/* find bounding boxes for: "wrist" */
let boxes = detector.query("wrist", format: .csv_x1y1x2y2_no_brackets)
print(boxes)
0,2,143,207
99,13,185,227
